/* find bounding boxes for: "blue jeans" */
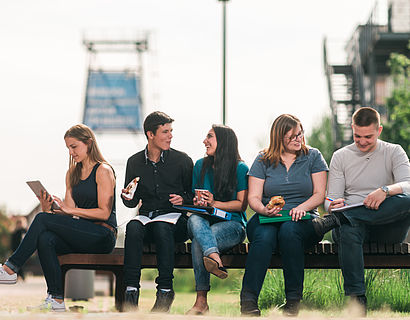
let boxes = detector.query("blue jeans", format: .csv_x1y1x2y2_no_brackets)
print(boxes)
124,215,188,290
187,214,245,291
332,194,410,296
5,212,116,299
241,214,321,302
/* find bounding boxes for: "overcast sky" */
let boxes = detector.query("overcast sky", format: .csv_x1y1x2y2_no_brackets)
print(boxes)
0,0,386,223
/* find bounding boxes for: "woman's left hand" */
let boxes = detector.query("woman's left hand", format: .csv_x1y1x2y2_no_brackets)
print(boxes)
52,196,72,215
39,190,53,212
202,191,215,206
290,207,306,221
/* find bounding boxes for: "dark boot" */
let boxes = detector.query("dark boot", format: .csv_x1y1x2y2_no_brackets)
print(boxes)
283,299,300,317
151,289,175,313
124,288,139,311
312,214,341,237
240,299,261,317
350,295,367,317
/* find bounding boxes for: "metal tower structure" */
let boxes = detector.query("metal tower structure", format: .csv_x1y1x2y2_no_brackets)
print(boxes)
82,33,149,133
324,1,410,150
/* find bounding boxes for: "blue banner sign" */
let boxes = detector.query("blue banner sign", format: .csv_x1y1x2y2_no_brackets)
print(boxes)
83,71,142,131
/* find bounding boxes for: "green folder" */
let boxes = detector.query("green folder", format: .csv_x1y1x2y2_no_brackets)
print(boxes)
258,210,312,223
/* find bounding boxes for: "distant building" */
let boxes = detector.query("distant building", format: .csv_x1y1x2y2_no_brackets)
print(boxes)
324,0,410,149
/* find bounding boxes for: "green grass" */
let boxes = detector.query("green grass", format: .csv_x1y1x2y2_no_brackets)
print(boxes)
259,269,410,313
141,268,409,316
142,268,244,293
145,268,410,313
366,269,410,312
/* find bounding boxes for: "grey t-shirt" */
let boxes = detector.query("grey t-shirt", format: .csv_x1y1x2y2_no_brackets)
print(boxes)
249,147,329,211
326,140,410,210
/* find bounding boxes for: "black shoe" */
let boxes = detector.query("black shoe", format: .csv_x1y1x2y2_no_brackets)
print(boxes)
124,289,139,311
151,289,175,313
240,300,261,317
312,214,340,237
283,300,300,317
350,295,367,316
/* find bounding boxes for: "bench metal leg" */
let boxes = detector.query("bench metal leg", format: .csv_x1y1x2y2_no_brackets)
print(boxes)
113,270,125,312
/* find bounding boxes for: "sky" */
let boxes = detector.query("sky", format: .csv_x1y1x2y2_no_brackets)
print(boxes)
0,0,387,224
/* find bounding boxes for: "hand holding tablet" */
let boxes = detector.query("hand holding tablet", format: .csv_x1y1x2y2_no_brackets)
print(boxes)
26,180,61,210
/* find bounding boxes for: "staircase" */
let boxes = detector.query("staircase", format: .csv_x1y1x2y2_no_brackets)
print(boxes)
323,39,362,150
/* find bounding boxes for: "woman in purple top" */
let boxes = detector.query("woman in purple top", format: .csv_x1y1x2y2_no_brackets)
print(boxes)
240,114,328,317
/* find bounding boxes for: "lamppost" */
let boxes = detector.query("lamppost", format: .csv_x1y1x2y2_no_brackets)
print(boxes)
219,0,229,125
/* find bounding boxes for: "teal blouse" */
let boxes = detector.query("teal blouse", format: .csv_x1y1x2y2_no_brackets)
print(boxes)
192,158,249,225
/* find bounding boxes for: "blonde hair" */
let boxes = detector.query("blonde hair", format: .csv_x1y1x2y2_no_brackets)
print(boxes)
262,114,308,167
64,124,114,187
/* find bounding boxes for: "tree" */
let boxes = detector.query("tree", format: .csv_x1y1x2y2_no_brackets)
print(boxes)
381,49,410,157
306,115,334,166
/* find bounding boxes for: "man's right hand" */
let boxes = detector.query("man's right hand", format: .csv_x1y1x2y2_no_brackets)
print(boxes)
328,198,345,212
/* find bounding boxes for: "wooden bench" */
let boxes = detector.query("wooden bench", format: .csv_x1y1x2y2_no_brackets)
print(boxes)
58,242,410,311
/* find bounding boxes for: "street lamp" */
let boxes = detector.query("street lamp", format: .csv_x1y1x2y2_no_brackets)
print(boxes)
218,0,229,125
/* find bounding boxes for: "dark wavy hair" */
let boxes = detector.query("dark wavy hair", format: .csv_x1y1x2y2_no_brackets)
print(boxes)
199,124,241,201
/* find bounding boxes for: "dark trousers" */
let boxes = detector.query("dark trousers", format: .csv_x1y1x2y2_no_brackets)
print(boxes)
6,212,116,299
241,214,321,302
123,215,188,290
333,194,410,296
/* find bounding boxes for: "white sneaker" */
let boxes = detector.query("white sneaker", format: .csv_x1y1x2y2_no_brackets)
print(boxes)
27,294,66,312
0,264,17,284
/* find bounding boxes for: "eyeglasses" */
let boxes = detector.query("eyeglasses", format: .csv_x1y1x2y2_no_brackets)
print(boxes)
287,131,304,141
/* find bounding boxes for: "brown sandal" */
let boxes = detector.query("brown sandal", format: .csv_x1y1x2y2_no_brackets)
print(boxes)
203,256,228,279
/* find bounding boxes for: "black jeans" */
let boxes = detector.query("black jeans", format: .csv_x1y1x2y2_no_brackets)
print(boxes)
332,194,410,296
5,212,116,299
241,214,321,302
124,215,188,290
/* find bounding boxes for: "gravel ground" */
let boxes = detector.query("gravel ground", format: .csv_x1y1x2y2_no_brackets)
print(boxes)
0,276,407,319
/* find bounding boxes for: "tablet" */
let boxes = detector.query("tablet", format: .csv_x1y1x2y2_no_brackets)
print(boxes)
26,180,61,210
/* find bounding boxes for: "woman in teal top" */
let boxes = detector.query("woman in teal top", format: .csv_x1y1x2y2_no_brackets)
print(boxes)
186,124,248,315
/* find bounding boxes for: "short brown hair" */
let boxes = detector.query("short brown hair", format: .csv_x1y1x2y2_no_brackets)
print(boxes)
352,107,380,127
143,111,174,138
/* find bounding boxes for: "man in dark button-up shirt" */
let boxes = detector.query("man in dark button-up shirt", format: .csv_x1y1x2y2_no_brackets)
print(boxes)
122,111,193,312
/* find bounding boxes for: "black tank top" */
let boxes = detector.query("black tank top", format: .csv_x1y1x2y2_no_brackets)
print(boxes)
71,163,117,228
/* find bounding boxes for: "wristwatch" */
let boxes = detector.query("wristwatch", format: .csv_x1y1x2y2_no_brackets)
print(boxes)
380,186,389,197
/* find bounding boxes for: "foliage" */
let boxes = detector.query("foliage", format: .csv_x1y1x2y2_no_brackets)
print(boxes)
381,50,410,157
306,115,334,166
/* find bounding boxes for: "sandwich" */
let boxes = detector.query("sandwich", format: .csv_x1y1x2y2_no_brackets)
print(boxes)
266,196,285,209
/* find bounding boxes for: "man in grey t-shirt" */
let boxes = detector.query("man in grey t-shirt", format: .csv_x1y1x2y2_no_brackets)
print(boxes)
313,107,410,315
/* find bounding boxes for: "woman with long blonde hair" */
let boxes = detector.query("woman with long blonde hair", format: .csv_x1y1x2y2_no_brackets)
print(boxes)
0,124,117,312
240,114,328,317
